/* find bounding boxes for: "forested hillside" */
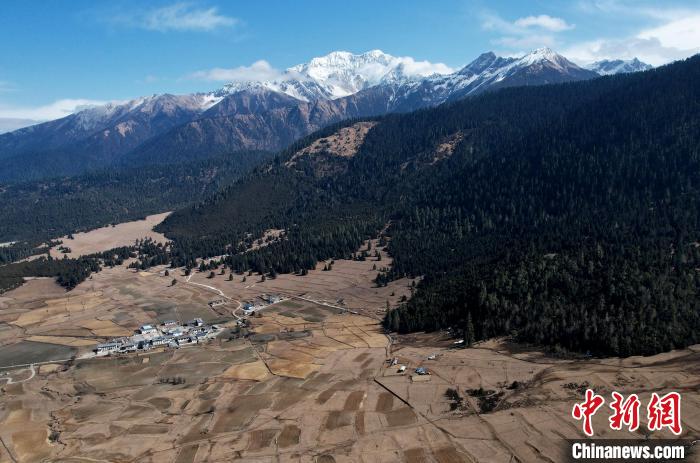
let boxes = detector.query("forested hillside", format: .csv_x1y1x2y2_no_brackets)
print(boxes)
0,150,272,243
158,55,699,356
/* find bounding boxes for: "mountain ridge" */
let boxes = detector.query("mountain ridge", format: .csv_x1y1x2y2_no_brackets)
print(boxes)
157,54,700,357
0,48,652,182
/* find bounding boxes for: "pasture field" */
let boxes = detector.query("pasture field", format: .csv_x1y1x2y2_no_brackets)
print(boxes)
182,237,417,319
48,211,171,258
0,235,698,462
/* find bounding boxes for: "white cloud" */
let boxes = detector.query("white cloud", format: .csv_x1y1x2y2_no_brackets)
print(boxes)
392,56,454,76
481,13,520,34
187,54,453,84
563,13,700,65
114,2,237,32
0,118,40,133
638,15,700,51
481,12,573,51
0,98,108,122
514,15,575,32
188,60,284,82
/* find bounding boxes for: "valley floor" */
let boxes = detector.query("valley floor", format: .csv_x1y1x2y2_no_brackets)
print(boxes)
0,231,697,462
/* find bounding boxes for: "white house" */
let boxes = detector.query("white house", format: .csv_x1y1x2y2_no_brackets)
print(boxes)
151,337,168,347
139,324,156,334
120,343,137,353
95,342,120,354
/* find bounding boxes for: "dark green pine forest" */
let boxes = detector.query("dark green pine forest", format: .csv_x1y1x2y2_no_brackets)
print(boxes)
0,150,272,243
159,54,700,357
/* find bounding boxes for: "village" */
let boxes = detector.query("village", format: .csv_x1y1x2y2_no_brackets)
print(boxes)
92,293,287,356
93,318,220,355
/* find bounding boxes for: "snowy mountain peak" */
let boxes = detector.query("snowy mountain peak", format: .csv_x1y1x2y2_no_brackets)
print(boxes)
526,47,559,60
459,52,514,76
220,50,453,101
296,49,394,74
516,47,583,72
586,58,653,75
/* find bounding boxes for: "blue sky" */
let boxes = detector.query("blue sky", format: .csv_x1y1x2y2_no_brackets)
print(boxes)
0,0,699,123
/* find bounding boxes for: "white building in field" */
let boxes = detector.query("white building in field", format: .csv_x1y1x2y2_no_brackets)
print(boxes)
120,343,137,353
150,337,168,347
139,324,156,334
94,318,220,356
95,342,120,354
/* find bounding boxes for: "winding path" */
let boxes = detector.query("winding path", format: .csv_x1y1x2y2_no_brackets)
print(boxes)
184,272,242,320
0,363,35,385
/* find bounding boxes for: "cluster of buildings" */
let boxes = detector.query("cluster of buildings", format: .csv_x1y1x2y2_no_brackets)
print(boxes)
94,318,219,355
242,293,284,315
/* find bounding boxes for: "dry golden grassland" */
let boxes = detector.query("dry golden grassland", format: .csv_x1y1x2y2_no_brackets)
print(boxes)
0,232,698,462
48,211,171,258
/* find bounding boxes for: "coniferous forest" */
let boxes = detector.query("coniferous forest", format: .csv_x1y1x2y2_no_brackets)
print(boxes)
158,55,700,357
0,150,271,243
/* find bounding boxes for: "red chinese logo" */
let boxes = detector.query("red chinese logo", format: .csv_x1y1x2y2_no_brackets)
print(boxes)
647,392,682,435
572,389,605,437
572,390,682,436
609,391,641,432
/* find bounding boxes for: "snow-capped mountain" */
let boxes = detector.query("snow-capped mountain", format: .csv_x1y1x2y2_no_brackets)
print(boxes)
0,48,652,182
369,48,600,112
586,58,652,76
0,93,221,180
217,50,452,101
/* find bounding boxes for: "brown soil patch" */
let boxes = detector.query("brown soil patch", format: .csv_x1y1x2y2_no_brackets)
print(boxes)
375,392,394,412
278,424,301,448
316,387,337,405
212,393,274,432
405,448,429,463
433,446,470,463
220,360,270,381
38,363,61,374
355,410,365,435
343,390,365,411
178,416,211,444
11,429,50,462
129,424,169,434
385,407,416,427
273,387,310,411
353,352,369,362
267,358,319,379
432,131,464,164
80,319,132,337
175,444,199,463
26,335,96,347
290,121,377,162
324,411,353,430
247,428,278,451
148,397,172,410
